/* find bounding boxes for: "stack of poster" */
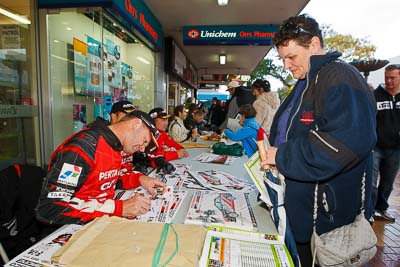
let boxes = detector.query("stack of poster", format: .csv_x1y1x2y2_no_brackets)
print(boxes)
148,163,191,190
4,224,83,267
114,186,187,223
189,170,256,192
184,190,257,230
193,152,239,165
199,225,294,267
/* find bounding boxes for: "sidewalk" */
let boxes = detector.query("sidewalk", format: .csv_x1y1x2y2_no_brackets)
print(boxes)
366,172,400,267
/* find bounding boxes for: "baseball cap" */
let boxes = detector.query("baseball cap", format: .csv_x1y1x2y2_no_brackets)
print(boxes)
110,100,136,114
226,80,240,91
126,110,160,153
149,108,171,119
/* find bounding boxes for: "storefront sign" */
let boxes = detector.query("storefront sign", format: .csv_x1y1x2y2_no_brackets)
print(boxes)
0,105,37,118
183,25,279,46
38,0,162,50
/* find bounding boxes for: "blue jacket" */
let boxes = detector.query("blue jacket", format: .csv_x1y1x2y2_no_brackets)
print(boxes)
224,117,259,157
269,52,377,242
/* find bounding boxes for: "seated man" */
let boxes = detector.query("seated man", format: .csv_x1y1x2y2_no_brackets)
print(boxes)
224,104,259,157
149,107,189,161
169,105,199,142
35,110,166,225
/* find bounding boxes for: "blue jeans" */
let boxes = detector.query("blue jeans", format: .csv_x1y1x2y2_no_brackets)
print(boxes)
371,147,400,212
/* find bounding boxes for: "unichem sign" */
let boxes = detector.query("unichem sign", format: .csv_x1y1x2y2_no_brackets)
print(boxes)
183,25,279,46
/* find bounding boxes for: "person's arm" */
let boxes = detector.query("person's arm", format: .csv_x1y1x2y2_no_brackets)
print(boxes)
224,125,254,141
35,149,123,225
275,71,376,182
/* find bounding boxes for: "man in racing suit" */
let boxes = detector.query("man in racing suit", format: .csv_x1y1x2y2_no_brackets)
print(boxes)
35,110,166,225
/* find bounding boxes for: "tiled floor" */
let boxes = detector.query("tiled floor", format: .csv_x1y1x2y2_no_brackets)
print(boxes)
365,172,400,267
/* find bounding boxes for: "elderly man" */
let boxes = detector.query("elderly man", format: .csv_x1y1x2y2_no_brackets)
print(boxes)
36,110,166,225
261,14,376,266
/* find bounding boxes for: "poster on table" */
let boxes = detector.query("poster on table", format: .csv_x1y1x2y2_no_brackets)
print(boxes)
73,38,87,95
86,36,104,95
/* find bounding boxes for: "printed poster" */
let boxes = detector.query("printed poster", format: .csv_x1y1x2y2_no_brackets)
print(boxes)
73,38,87,95
104,39,121,96
86,36,104,95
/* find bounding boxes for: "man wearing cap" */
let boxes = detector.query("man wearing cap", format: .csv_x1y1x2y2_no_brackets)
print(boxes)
149,107,189,161
36,110,166,225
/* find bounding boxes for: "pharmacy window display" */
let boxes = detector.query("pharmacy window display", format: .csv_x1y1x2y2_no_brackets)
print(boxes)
47,10,155,147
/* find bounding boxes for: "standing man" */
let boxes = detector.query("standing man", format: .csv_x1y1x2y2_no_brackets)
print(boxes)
36,110,166,225
372,64,400,222
261,14,376,266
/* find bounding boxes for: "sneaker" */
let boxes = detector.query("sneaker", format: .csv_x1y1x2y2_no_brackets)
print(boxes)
368,216,375,225
374,210,396,223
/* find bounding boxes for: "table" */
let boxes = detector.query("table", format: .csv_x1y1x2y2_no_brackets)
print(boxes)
171,140,277,234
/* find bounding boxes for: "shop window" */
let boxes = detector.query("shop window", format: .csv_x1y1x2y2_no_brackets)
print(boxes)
0,0,39,169
47,10,155,147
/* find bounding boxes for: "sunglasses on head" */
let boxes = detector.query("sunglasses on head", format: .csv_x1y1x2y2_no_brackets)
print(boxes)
281,21,314,36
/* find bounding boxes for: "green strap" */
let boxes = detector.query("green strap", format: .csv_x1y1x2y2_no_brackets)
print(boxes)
152,224,179,267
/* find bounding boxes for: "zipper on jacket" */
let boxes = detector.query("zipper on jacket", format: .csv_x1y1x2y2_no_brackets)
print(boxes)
310,129,339,152
285,72,312,141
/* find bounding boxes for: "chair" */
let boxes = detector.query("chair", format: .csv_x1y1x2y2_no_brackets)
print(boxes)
0,164,46,264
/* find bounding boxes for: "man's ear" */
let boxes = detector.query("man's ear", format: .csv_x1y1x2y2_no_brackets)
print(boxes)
310,36,322,54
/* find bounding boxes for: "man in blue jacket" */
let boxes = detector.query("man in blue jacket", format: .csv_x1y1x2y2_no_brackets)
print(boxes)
261,14,376,266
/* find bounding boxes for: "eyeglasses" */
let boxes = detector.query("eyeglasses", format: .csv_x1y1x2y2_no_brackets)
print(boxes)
281,21,314,36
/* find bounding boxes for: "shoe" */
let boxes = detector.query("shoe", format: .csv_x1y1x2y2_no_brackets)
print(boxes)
374,210,396,223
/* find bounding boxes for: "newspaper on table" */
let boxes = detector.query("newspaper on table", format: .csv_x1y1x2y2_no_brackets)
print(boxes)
193,152,239,165
199,225,294,267
184,190,257,230
189,169,256,192
4,224,82,267
114,186,187,223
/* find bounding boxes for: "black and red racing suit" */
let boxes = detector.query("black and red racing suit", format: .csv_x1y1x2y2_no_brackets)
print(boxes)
35,119,143,225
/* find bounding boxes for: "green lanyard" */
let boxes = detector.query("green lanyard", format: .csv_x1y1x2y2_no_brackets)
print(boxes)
152,223,179,267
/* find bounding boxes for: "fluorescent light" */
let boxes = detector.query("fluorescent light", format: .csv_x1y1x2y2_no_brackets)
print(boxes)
219,54,226,65
0,7,31,24
137,56,150,65
217,0,229,6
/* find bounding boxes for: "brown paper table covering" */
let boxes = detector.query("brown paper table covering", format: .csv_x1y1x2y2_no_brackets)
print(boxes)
51,216,206,267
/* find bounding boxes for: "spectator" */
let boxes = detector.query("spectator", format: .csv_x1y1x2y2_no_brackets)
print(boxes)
206,97,224,130
372,64,400,222
169,105,198,142
219,81,255,131
35,110,166,225
224,104,259,157
261,14,376,266
251,79,280,133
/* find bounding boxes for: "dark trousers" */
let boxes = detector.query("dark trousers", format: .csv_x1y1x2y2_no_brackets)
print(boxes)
296,241,319,267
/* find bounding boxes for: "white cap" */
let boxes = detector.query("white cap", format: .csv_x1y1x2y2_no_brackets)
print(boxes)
226,80,240,90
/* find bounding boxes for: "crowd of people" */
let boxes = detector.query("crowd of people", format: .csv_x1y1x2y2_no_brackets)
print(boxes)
32,13,399,267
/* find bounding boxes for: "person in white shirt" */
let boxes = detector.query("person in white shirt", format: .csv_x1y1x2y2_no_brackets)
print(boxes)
169,105,198,142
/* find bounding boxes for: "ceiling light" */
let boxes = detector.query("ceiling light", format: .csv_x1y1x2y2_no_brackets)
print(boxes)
217,0,229,6
219,54,226,65
0,6,31,24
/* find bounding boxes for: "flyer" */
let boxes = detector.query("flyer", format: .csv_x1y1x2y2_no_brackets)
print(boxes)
184,190,257,230
193,152,239,165
4,224,82,267
189,170,256,192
